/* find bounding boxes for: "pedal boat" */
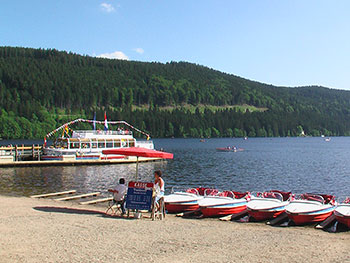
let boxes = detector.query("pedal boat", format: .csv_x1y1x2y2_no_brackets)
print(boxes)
286,193,336,225
164,191,203,213
199,191,249,217
334,197,350,228
247,190,291,221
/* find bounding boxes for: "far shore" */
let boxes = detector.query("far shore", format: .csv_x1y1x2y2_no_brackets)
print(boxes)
0,195,349,263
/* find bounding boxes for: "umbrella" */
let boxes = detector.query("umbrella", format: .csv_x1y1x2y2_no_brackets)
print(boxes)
102,147,174,179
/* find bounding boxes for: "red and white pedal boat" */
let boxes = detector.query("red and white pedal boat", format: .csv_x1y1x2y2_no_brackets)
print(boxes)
164,187,216,213
247,190,291,221
334,197,350,228
164,192,203,213
286,193,336,225
199,191,249,217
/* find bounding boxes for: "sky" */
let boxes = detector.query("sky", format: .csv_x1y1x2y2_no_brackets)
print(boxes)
1,0,349,90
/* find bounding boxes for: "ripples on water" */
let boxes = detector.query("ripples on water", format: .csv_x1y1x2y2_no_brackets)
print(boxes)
0,137,349,200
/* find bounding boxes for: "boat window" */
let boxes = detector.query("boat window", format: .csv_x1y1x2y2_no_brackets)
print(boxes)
81,143,90,149
54,139,68,149
128,139,135,147
106,142,113,148
114,140,121,147
98,141,105,149
91,142,97,148
121,139,127,147
106,141,113,148
62,141,68,148
70,143,80,149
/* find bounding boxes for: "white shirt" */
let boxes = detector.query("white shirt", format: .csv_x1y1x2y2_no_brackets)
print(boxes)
155,178,165,196
113,184,127,201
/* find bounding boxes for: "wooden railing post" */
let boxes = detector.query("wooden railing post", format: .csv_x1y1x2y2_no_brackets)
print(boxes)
15,145,18,161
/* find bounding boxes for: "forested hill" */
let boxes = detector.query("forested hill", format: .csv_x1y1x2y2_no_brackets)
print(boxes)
1,46,350,139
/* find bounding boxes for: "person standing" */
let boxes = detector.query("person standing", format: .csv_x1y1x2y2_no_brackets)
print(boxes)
154,170,165,208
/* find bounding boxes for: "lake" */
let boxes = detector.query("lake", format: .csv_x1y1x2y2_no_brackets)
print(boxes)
0,137,349,200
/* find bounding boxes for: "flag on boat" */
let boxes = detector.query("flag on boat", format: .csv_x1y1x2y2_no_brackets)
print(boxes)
104,112,108,131
93,112,96,131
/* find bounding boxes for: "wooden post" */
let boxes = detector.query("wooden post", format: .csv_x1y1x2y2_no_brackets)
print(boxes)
32,145,35,159
37,145,40,161
15,145,18,161
136,156,139,180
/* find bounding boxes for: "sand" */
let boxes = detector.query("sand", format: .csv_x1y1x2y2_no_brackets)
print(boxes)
0,195,349,263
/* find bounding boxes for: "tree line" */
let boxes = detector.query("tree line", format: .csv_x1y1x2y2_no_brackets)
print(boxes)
0,46,350,139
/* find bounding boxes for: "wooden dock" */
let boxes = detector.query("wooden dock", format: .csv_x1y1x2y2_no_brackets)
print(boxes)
30,190,76,198
31,189,113,206
0,156,162,167
56,192,101,201
0,145,42,161
80,197,113,205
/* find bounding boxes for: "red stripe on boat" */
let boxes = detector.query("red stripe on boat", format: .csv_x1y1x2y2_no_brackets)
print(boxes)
201,205,246,217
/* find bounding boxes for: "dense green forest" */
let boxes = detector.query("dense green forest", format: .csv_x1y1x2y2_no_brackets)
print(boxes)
1,46,350,139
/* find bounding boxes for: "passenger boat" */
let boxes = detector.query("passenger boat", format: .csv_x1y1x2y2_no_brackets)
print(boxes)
334,197,350,228
286,193,336,225
42,118,154,160
199,191,249,217
247,190,292,221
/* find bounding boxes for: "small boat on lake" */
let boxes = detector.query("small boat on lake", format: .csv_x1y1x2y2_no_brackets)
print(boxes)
199,191,250,217
216,146,243,152
286,193,336,225
334,197,350,228
247,190,292,221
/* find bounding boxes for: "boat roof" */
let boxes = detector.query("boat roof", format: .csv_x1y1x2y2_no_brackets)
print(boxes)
45,119,151,139
71,130,133,139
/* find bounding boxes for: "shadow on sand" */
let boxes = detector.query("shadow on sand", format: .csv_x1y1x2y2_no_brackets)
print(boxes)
33,206,128,219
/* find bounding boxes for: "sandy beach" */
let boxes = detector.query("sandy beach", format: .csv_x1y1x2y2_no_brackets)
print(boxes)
0,195,349,263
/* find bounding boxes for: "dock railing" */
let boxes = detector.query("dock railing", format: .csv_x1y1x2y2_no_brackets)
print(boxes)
0,145,42,160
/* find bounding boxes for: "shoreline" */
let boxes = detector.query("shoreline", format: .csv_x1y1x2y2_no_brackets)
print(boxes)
0,195,349,262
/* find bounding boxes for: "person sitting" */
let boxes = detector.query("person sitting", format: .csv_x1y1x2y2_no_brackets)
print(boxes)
154,170,165,209
108,178,128,215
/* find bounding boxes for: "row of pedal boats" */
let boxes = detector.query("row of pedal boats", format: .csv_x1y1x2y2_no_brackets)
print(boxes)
164,188,350,227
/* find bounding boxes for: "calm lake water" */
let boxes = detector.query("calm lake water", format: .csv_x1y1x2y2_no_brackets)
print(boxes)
0,137,349,200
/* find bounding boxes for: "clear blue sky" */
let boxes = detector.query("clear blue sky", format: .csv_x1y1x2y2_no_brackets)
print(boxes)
1,0,349,90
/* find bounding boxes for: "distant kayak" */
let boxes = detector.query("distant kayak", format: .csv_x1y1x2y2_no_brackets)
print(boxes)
216,147,244,152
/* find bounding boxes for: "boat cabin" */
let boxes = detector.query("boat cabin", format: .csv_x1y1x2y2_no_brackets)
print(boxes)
52,137,135,150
